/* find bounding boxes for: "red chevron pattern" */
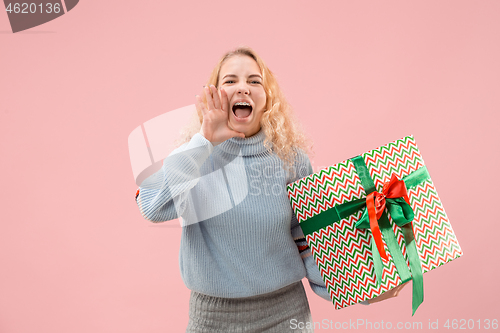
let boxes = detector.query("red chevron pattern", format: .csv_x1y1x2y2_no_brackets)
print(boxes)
288,161,365,222
408,180,463,272
306,212,402,309
363,136,425,190
287,136,462,309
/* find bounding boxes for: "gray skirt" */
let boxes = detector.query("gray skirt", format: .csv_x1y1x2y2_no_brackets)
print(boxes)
186,281,314,333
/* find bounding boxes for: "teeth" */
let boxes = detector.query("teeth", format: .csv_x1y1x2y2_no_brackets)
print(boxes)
234,102,251,107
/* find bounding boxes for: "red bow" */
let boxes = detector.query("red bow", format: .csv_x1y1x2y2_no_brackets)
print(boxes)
366,174,410,261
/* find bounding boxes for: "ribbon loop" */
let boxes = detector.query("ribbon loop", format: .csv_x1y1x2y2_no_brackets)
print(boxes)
356,174,415,234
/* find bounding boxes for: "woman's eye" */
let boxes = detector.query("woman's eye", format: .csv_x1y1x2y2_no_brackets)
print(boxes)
250,80,261,84
224,80,235,84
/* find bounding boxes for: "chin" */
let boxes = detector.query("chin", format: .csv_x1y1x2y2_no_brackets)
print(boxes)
230,123,253,137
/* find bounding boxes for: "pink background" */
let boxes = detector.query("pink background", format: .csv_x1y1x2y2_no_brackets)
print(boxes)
1,1,499,332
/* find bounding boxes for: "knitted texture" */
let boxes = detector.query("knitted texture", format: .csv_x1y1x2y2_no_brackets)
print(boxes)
136,129,331,300
186,281,313,332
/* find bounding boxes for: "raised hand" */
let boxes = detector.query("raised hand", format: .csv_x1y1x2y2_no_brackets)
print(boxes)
196,85,245,146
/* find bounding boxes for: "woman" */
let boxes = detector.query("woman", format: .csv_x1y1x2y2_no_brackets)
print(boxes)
136,47,405,332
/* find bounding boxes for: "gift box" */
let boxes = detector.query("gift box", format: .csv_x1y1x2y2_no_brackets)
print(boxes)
287,136,463,315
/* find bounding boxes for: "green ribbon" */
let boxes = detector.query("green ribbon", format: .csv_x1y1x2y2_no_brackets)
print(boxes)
301,156,430,315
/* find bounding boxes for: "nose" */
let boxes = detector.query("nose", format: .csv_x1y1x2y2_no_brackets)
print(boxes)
236,82,250,95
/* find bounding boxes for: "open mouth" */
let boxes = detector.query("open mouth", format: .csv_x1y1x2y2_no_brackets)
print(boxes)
232,102,253,119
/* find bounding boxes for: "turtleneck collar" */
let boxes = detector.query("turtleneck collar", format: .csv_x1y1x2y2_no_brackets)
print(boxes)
216,129,272,156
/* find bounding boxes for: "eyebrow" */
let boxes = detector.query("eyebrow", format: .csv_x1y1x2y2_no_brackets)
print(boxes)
221,74,263,80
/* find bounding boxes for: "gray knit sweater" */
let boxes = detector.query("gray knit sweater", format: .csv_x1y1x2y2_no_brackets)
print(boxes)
136,129,332,301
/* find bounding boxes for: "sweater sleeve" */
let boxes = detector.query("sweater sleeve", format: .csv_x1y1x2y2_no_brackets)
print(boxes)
289,152,370,305
135,133,214,222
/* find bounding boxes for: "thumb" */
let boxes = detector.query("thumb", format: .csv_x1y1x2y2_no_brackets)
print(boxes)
230,130,245,139
226,122,245,139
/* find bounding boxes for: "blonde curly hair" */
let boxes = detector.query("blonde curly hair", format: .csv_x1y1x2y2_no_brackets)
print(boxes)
177,46,313,172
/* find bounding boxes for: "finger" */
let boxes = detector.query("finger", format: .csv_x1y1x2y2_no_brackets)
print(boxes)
220,88,229,113
210,85,222,110
394,283,406,294
205,86,215,111
231,130,245,139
